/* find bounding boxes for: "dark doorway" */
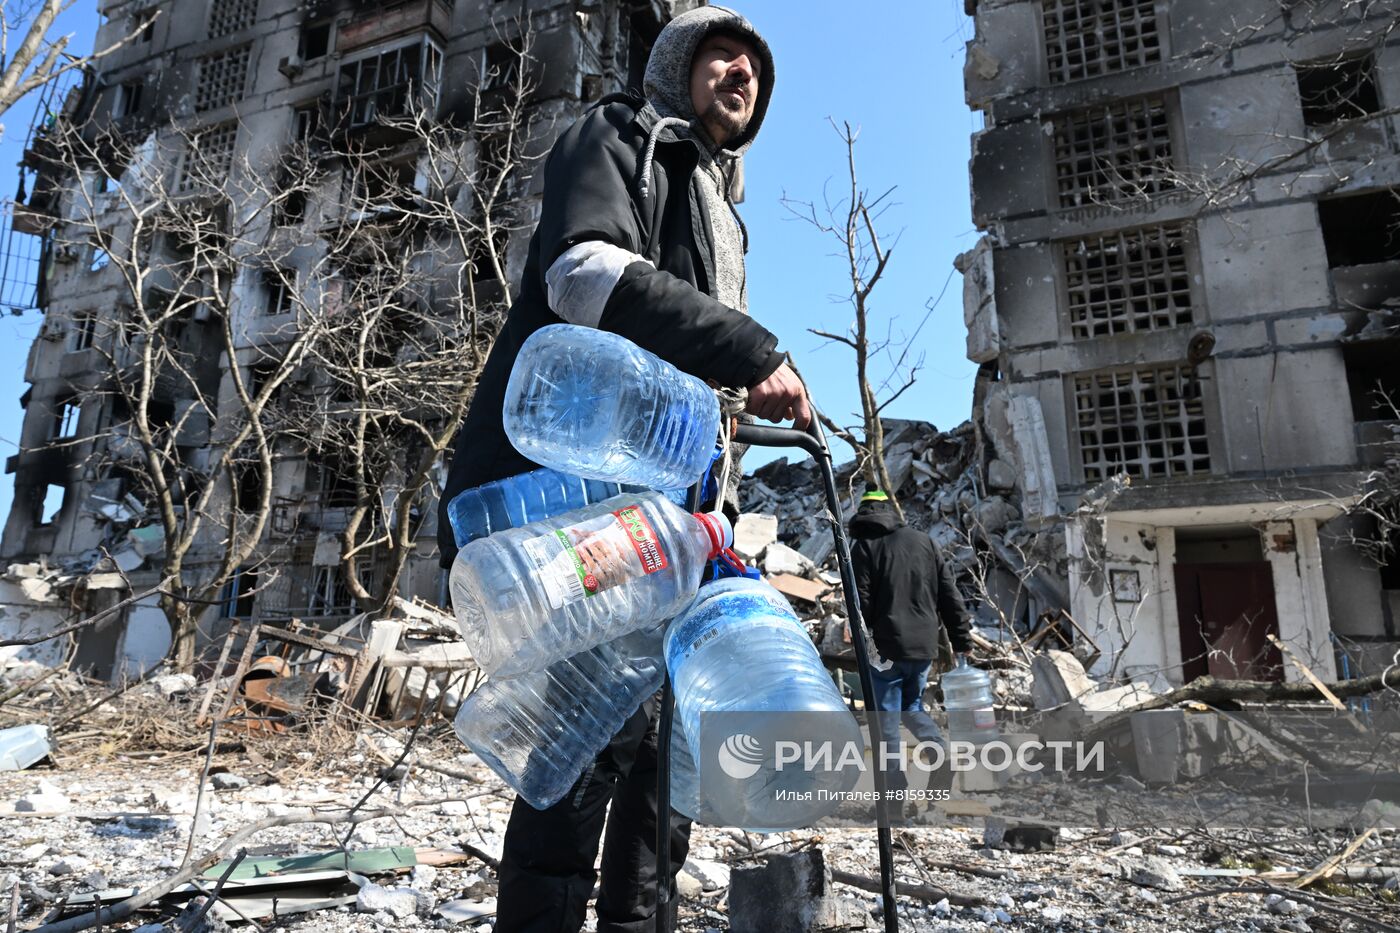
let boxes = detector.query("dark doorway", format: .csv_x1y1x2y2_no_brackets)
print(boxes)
1175,561,1284,682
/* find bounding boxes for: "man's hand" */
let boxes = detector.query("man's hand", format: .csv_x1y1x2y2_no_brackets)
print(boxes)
747,362,811,428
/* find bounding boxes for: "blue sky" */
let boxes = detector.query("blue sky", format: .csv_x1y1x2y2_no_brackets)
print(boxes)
0,0,980,519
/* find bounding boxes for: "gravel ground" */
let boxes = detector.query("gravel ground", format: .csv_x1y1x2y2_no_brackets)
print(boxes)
1,723,1397,933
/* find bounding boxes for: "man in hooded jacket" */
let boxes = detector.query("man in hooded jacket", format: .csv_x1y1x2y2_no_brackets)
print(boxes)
437,8,807,932
849,488,973,724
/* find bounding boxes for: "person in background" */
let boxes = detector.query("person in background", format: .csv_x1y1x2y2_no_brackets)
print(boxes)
849,485,973,742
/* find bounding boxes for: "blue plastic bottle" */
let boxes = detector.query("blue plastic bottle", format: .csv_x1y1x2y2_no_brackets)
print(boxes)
446,467,691,548
502,324,721,489
664,578,862,828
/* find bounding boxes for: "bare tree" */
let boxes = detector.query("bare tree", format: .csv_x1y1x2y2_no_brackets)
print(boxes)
0,0,144,122
783,120,934,519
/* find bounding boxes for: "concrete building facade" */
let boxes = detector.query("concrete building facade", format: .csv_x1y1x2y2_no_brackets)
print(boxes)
961,0,1400,687
0,0,687,677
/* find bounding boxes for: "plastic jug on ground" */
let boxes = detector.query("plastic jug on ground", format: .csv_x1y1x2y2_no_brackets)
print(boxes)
451,491,732,677
503,324,721,489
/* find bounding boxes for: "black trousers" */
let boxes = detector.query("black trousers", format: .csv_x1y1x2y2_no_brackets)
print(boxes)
495,692,693,933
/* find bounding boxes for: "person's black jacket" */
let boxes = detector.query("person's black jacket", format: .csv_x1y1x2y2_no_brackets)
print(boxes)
436,94,786,568
849,499,972,662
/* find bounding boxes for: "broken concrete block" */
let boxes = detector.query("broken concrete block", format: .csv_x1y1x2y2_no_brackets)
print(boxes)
970,496,1019,536
1030,650,1096,711
172,898,234,932
210,772,248,790
730,849,870,932
681,857,731,892
733,513,778,561
1128,856,1183,892
0,723,50,771
986,458,1016,492
355,882,421,919
762,543,816,577
151,673,197,697
15,778,69,812
1080,682,1155,713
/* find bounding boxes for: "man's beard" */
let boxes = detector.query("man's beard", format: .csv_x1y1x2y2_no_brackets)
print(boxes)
703,95,750,144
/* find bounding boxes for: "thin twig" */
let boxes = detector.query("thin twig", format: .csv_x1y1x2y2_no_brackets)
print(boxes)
183,718,221,868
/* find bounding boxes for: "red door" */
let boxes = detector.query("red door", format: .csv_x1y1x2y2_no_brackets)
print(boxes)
1174,562,1284,682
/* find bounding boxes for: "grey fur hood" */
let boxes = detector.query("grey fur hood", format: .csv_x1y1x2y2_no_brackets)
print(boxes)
643,5,775,156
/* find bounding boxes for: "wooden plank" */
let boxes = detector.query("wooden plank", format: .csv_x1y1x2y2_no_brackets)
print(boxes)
1295,828,1377,889
767,572,830,604
1266,633,1369,733
195,624,241,726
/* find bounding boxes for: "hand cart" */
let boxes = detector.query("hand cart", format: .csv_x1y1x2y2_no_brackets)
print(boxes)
656,416,901,933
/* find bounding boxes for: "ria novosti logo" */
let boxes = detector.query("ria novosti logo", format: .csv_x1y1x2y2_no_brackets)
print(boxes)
716,733,765,779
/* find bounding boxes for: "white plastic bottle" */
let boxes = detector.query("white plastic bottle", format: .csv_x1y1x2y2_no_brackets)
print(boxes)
451,491,731,677
502,324,721,489
454,626,665,809
664,578,862,828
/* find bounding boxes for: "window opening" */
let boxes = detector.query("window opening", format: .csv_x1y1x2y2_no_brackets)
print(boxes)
1075,364,1211,481
1053,96,1175,208
1043,0,1162,84
1296,54,1382,127
1063,223,1193,338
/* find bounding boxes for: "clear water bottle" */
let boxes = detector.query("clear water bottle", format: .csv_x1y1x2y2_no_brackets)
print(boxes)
446,467,690,548
454,626,665,809
941,655,999,745
664,578,862,829
503,324,721,489
451,491,732,677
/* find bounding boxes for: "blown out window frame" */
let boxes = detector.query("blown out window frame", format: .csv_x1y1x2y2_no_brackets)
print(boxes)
1071,361,1216,484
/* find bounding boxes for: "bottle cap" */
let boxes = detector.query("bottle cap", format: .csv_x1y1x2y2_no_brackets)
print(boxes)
694,511,734,558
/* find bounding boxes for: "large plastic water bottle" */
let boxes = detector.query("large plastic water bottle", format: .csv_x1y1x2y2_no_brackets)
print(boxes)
454,626,665,809
446,467,692,548
503,325,721,489
664,578,862,828
451,491,732,677
941,656,999,745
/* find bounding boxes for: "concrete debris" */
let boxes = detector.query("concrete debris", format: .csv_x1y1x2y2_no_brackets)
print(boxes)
354,881,423,919
732,512,779,561
15,778,71,812
150,672,198,697
1127,856,1184,892
210,772,249,790
729,849,871,933
761,542,816,577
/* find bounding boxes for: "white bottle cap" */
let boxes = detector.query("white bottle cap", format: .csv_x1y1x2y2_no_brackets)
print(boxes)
694,511,734,558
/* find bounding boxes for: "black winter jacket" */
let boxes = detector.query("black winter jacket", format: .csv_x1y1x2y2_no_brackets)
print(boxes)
849,501,972,662
436,95,786,568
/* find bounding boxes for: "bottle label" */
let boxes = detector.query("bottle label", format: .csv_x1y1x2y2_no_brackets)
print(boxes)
973,708,997,729
522,503,669,609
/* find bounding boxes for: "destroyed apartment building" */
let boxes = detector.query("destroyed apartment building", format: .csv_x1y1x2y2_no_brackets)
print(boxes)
0,0,693,678
958,0,1400,688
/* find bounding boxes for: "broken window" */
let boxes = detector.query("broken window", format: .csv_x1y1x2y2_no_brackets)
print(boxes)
114,80,143,118
481,42,520,92
1318,191,1400,267
89,237,110,273
220,566,259,618
292,101,325,142
263,268,294,315
194,45,250,112
177,122,237,192
308,452,358,508
1053,96,1176,208
300,20,331,60
1042,0,1162,84
1343,340,1400,422
234,459,265,512
334,38,443,129
1063,224,1194,338
1074,364,1211,482
69,312,97,351
208,0,257,37
310,566,357,615
35,483,68,525
137,10,156,42
1296,54,1382,127
52,397,80,439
